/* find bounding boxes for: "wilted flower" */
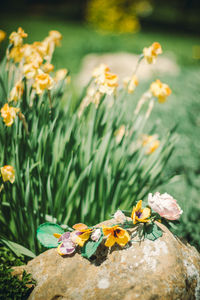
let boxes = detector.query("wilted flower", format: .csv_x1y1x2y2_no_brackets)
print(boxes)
102,225,130,247
123,75,138,94
91,229,102,242
131,200,151,224
54,232,76,255
0,30,6,43
1,103,19,127
9,80,24,102
114,125,126,144
9,27,27,47
1,165,15,183
143,42,162,64
148,192,183,220
150,79,171,103
33,70,54,94
114,209,126,224
142,134,160,154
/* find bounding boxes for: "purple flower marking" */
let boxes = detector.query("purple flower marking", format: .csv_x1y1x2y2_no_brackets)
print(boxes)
58,231,76,255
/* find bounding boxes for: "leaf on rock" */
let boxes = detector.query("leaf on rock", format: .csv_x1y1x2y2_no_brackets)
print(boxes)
81,231,103,259
144,223,163,241
37,222,64,248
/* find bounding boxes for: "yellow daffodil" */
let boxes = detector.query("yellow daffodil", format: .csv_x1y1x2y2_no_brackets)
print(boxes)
114,125,126,144
98,71,118,95
131,200,151,224
150,79,171,103
142,134,160,154
0,30,6,43
42,63,54,73
23,63,38,79
143,42,162,64
33,70,54,94
72,223,92,247
1,103,19,127
54,69,68,82
9,27,27,47
1,165,15,183
9,80,24,102
49,30,62,46
92,63,110,78
123,75,138,94
102,225,130,247
8,47,24,63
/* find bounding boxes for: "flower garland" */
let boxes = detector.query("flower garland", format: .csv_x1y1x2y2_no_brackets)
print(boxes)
37,192,182,259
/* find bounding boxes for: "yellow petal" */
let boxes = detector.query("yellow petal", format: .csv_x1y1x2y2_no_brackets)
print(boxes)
57,243,65,256
53,233,62,238
116,231,130,246
75,231,91,247
105,235,116,247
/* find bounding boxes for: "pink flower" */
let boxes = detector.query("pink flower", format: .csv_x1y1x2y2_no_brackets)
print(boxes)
148,192,183,220
114,210,126,224
91,229,101,242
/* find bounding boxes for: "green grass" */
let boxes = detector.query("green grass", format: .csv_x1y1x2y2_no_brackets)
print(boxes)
0,13,200,250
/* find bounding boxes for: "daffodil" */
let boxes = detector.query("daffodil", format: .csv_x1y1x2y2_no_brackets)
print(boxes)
1,103,19,127
9,27,27,47
92,63,110,79
150,79,171,103
98,71,118,95
1,165,15,183
143,42,162,64
0,30,6,43
131,200,151,224
142,134,160,154
114,125,126,144
123,75,138,94
23,63,38,79
42,62,54,73
8,47,24,63
9,80,24,102
102,225,130,247
33,70,54,94
49,30,62,46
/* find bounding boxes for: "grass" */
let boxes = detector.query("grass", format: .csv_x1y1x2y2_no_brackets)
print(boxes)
0,13,200,250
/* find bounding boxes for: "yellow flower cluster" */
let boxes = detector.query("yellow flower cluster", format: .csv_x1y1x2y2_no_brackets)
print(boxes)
7,27,66,95
9,80,24,102
142,134,160,154
0,165,15,183
0,103,19,127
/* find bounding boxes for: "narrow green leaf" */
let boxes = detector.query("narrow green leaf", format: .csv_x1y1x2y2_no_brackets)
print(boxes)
0,238,36,258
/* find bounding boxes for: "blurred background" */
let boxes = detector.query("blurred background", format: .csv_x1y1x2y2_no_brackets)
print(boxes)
0,0,200,250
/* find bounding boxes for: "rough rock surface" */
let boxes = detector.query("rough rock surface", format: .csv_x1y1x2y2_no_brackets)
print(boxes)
77,52,180,87
14,220,200,300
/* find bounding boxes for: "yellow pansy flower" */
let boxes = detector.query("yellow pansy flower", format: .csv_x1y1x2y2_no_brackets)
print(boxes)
1,165,15,183
0,30,6,43
102,225,130,247
143,42,162,64
150,79,171,103
1,103,19,127
72,223,92,247
33,70,54,94
9,27,27,47
131,200,151,224
9,80,24,102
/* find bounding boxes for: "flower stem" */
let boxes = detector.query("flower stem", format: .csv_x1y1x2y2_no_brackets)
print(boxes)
18,111,29,136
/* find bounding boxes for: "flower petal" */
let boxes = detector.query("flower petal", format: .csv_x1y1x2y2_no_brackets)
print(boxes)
105,235,115,247
72,223,88,230
140,207,151,220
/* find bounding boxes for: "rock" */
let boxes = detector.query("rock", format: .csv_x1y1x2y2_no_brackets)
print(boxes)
14,220,200,300
77,52,180,87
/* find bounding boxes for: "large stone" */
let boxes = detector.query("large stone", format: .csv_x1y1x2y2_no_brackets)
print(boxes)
14,220,200,300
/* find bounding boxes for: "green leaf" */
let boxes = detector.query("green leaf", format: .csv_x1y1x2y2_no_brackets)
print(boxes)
144,223,163,241
37,222,64,248
0,238,36,258
81,231,103,259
